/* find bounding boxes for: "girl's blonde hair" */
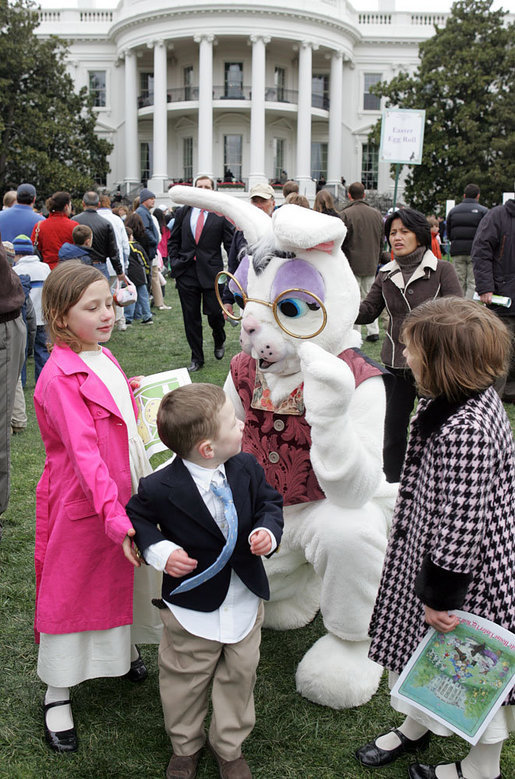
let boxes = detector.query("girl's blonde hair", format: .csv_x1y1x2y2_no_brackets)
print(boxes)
401,296,511,401
42,260,110,352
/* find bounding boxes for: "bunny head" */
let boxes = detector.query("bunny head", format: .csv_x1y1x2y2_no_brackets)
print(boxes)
170,187,361,400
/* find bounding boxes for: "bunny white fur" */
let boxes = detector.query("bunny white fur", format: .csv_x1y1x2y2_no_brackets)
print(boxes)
170,187,396,708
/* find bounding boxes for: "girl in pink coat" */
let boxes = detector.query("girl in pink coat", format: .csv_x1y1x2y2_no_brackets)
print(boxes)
34,261,161,754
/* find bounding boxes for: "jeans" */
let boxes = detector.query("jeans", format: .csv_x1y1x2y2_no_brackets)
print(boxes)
125,284,152,322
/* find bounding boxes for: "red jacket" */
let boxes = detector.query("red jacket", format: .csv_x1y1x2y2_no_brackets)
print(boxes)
31,212,79,269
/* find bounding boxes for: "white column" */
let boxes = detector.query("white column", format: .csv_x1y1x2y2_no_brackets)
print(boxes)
194,34,214,179
327,50,343,186
148,40,168,194
124,49,140,190
296,41,316,198
248,34,269,190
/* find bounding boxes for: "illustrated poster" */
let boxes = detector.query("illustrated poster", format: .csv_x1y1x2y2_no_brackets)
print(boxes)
134,368,191,457
391,611,515,745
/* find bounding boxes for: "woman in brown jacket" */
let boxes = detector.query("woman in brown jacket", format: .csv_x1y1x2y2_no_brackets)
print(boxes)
356,208,462,482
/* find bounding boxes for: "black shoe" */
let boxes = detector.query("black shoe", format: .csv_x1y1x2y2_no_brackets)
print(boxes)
124,647,148,682
188,360,204,373
408,761,501,779
365,334,380,342
214,345,225,360
356,728,430,767
44,699,78,753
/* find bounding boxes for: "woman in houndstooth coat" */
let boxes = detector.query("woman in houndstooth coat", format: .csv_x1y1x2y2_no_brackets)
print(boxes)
357,298,514,779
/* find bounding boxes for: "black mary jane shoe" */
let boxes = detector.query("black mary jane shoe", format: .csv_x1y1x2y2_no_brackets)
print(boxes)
125,646,148,682
409,761,502,779
44,699,78,753
355,728,430,767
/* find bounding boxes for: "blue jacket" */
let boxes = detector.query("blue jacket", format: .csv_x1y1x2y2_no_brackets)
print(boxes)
58,242,93,262
0,203,45,242
136,205,159,259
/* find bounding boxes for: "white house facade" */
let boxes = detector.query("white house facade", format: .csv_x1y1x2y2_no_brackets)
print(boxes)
36,0,452,199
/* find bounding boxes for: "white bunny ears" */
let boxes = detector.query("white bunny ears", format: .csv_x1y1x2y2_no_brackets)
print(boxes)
169,186,347,257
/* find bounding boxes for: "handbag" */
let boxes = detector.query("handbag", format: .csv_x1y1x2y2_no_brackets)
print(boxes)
111,278,137,307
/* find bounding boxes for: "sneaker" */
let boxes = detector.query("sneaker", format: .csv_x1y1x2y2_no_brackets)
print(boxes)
141,318,154,325
157,305,171,311
114,320,127,331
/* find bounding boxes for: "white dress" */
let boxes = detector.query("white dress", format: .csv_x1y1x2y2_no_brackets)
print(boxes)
37,348,162,688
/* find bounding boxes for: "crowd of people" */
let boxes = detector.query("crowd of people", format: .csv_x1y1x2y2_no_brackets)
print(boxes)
0,176,513,779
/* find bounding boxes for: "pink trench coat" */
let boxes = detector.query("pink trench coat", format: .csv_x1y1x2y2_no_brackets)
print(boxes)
34,344,136,641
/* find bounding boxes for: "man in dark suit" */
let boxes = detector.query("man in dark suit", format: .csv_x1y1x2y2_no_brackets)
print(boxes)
168,176,234,372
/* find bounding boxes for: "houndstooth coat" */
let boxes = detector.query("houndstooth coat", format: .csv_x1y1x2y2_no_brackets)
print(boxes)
369,386,515,705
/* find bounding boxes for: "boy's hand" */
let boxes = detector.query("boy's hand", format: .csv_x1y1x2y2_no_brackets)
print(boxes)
424,605,459,633
249,529,272,556
165,549,198,578
122,528,141,567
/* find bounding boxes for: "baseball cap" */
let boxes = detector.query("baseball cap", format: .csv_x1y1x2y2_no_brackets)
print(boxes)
249,183,275,200
17,183,36,199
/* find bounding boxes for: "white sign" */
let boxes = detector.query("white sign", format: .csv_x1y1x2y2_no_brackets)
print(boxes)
380,109,426,165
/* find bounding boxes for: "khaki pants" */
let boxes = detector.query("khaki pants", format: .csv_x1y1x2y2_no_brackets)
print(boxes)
151,263,164,307
158,602,264,761
452,254,476,299
11,377,27,430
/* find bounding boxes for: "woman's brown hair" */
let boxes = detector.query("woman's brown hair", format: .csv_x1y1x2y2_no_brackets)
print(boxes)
401,296,511,401
42,260,109,352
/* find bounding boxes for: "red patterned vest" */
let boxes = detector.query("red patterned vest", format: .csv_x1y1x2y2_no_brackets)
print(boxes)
230,348,384,506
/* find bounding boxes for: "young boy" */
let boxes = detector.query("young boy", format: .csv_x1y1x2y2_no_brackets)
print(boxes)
127,383,283,779
124,226,153,325
12,233,50,383
57,224,93,263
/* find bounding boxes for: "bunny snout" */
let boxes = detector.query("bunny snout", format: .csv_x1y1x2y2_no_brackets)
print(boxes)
241,313,261,336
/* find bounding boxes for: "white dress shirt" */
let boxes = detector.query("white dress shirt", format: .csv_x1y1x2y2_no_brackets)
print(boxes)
144,459,276,643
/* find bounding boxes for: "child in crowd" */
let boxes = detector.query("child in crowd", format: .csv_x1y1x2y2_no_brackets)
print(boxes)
12,233,50,383
356,297,514,779
34,261,161,754
127,383,284,779
57,223,93,264
124,225,153,325
427,215,442,259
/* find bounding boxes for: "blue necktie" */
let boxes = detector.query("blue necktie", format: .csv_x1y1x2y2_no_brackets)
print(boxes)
171,477,238,596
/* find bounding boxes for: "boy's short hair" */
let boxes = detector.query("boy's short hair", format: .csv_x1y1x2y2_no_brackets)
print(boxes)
72,224,93,246
401,297,511,401
157,383,227,458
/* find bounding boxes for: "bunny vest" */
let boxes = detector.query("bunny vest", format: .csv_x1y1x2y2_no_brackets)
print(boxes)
231,349,384,506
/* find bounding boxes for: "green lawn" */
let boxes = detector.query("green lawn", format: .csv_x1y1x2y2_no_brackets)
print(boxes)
1,285,513,778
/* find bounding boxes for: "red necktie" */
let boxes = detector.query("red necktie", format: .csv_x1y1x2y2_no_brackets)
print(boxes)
195,209,205,243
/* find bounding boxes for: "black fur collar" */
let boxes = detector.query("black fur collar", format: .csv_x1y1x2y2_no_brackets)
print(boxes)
415,393,479,439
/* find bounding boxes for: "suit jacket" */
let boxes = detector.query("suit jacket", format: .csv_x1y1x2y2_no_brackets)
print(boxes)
126,452,283,612
167,205,234,289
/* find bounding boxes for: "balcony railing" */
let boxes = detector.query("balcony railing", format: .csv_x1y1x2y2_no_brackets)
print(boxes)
138,86,329,110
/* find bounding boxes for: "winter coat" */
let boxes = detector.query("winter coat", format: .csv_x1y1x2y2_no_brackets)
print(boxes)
31,211,79,270
74,208,122,274
340,199,384,276
472,198,515,317
58,242,93,263
33,344,135,639
446,198,488,256
368,387,515,705
356,250,463,368
127,240,150,287
136,205,159,260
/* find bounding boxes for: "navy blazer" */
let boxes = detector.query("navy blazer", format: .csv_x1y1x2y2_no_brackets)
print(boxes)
167,205,235,289
126,452,283,612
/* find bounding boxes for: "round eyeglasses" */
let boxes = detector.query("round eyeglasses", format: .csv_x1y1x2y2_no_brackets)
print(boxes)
215,271,327,339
